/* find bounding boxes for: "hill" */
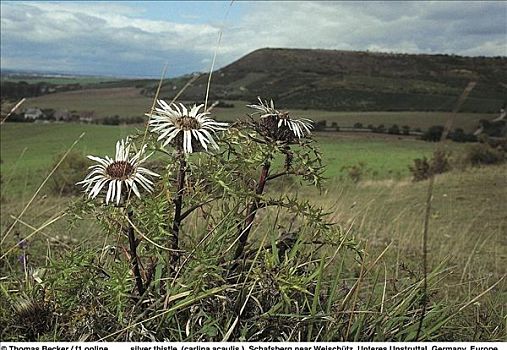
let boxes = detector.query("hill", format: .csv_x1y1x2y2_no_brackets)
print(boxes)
154,48,506,112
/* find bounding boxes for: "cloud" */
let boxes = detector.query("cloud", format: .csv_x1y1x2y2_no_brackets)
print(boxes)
225,1,506,55
1,1,505,77
1,1,222,76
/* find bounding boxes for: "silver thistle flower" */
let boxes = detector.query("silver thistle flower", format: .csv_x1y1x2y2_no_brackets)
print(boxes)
77,139,159,205
147,100,228,154
247,97,313,139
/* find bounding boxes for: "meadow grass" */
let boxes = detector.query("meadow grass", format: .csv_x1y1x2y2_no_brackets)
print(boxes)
0,121,505,340
1,161,505,340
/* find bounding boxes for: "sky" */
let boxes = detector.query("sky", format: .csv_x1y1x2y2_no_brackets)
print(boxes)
1,1,506,77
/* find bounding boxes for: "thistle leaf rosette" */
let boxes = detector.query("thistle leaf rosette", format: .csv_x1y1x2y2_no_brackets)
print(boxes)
77,139,159,205
147,100,228,154
247,97,313,140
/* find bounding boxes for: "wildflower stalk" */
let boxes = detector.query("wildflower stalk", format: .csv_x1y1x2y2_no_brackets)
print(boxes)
234,160,271,260
126,209,145,297
171,151,186,262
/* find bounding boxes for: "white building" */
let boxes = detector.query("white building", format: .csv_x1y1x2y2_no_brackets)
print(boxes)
24,108,45,120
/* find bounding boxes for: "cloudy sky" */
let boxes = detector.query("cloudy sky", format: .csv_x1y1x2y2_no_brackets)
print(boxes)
1,1,506,77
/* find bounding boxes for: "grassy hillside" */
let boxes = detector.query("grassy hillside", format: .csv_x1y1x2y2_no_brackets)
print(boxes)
154,48,507,112
10,49,506,117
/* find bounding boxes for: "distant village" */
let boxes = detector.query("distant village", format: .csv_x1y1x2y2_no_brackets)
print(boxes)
8,107,144,125
23,107,94,123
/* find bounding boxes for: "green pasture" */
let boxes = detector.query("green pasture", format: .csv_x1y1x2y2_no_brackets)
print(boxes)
0,123,444,196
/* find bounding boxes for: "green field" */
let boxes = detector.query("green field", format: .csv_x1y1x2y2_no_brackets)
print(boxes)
23,89,493,131
0,123,442,196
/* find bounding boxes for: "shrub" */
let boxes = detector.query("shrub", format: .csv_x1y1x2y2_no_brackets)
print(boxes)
402,125,410,135
409,149,450,181
353,122,363,129
449,128,477,143
388,124,400,135
421,125,444,142
431,149,451,174
409,157,431,181
50,151,91,196
101,115,121,125
477,119,506,138
463,143,505,167
373,124,385,133
341,162,368,183
314,120,327,131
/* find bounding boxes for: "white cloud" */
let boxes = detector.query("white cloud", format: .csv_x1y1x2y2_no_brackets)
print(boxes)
1,1,505,76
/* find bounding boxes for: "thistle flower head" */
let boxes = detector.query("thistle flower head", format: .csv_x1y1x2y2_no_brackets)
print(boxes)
247,97,313,140
147,100,228,154
76,139,159,205
13,297,52,336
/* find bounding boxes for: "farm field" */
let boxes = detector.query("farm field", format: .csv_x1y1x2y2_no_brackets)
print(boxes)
0,75,120,85
23,89,494,131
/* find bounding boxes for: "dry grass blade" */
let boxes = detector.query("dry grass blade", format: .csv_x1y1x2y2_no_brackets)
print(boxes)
98,285,232,341
125,214,173,251
204,1,234,110
222,279,257,341
169,207,236,285
10,215,72,249
1,211,67,260
415,80,476,340
1,132,85,245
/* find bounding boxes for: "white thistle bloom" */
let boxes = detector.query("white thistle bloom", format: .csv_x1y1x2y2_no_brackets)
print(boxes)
77,139,159,205
247,97,313,138
147,100,228,154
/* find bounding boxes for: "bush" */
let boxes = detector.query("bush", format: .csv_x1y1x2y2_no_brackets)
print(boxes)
431,149,451,174
388,124,400,135
409,157,431,181
402,125,410,135
477,119,506,138
409,149,450,181
353,122,363,129
341,162,368,183
373,124,385,133
421,125,444,142
314,120,327,131
50,151,91,196
448,128,477,143
463,144,505,167
102,115,121,125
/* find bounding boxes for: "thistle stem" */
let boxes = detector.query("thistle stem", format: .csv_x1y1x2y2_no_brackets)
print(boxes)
234,161,270,260
171,152,186,262
126,210,145,297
